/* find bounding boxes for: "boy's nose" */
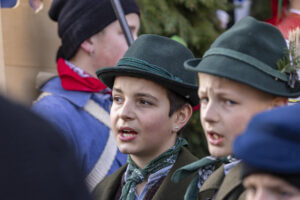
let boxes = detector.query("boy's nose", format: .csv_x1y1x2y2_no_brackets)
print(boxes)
119,101,135,120
202,102,219,123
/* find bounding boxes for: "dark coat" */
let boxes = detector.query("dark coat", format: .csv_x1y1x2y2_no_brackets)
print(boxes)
93,147,198,200
198,162,246,200
0,95,91,200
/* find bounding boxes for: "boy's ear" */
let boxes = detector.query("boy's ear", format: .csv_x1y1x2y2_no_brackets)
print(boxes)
80,37,94,55
172,104,193,133
271,97,288,108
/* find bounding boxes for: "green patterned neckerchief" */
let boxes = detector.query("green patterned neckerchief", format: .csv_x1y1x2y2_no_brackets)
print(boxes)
171,156,229,200
120,137,187,200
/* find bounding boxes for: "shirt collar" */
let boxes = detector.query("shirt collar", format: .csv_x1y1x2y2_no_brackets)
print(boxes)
224,160,241,176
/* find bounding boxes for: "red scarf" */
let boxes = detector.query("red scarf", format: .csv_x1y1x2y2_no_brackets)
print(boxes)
57,58,107,92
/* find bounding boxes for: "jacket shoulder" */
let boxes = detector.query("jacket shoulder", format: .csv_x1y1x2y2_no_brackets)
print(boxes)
93,147,199,200
93,164,127,200
152,147,199,200
215,162,245,200
199,162,246,200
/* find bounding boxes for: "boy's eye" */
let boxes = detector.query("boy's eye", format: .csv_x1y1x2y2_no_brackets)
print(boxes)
245,185,256,197
113,96,123,103
277,190,294,198
279,191,291,197
138,99,153,105
224,99,237,105
200,97,208,104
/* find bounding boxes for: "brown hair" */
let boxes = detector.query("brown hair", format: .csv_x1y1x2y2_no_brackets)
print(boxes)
167,89,189,117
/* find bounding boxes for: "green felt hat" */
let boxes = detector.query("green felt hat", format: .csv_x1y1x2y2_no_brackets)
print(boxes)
96,34,199,106
185,16,300,97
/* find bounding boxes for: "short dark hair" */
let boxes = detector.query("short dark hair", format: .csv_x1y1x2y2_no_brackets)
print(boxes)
167,89,189,117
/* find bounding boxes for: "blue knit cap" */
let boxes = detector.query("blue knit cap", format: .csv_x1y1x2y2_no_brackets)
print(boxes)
233,103,300,188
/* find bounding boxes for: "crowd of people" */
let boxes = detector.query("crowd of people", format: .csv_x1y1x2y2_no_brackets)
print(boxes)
2,0,300,200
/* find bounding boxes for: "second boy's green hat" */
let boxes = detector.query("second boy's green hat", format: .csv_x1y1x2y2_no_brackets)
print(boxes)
96,34,199,106
185,16,300,97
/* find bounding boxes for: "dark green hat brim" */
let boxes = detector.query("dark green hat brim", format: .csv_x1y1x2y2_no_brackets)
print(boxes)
185,56,300,98
97,66,199,106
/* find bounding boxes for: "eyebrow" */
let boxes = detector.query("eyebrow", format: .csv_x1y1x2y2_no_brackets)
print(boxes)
198,90,206,95
135,93,159,102
198,89,233,96
113,88,123,93
113,88,159,102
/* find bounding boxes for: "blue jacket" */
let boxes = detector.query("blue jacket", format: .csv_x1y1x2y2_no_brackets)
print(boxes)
32,77,127,183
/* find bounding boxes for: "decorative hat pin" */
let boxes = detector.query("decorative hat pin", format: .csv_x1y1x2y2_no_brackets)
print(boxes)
277,27,300,88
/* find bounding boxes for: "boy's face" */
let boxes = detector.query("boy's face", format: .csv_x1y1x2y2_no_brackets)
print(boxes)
243,173,300,200
110,76,178,167
91,13,140,72
198,73,274,157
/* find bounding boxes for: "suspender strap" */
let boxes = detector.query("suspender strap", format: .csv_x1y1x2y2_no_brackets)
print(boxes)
35,92,118,191
83,99,118,191
33,91,52,104
83,99,111,127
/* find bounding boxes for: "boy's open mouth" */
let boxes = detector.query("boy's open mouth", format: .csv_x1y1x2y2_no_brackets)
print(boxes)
118,127,137,141
207,131,224,145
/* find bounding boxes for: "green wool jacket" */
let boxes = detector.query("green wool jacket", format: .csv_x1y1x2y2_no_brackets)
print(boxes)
93,147,198,200
198,162,246,200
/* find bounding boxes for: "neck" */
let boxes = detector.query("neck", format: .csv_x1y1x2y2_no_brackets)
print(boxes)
130,155,156,169
68,54,97,78
130,138,177,168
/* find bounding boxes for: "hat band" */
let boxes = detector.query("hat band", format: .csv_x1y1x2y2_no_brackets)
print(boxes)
117,57,183,82
203,48,288,82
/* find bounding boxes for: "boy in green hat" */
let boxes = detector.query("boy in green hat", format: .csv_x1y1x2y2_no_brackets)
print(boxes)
93,34,200,200
172,16,300,200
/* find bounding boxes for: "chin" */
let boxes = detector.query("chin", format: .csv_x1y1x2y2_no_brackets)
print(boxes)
117,144,136,155
118,146,131,154
209,146,230,158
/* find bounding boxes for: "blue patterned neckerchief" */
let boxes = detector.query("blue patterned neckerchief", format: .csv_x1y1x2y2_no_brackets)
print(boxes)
120,137,187,200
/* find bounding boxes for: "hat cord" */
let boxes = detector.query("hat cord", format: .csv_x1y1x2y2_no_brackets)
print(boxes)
117,57,183,83
203,47,289,82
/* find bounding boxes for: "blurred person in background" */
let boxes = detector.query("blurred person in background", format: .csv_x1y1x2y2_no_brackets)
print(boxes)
32,0,140,191
234,103,300,200
0,94,92,200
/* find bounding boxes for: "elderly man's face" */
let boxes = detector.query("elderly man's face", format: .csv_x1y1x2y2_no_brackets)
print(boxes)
243,173,300,200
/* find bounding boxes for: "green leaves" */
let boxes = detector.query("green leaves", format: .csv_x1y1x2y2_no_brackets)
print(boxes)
136,0,231,57
277,28,300,88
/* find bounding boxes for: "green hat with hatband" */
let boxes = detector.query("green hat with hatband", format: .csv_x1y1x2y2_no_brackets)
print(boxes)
185,16,300,97
96,34,199,106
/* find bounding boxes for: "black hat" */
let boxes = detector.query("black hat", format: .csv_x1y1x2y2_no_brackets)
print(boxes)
185,16,300,97
49,0,140,60
96,34,199,106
